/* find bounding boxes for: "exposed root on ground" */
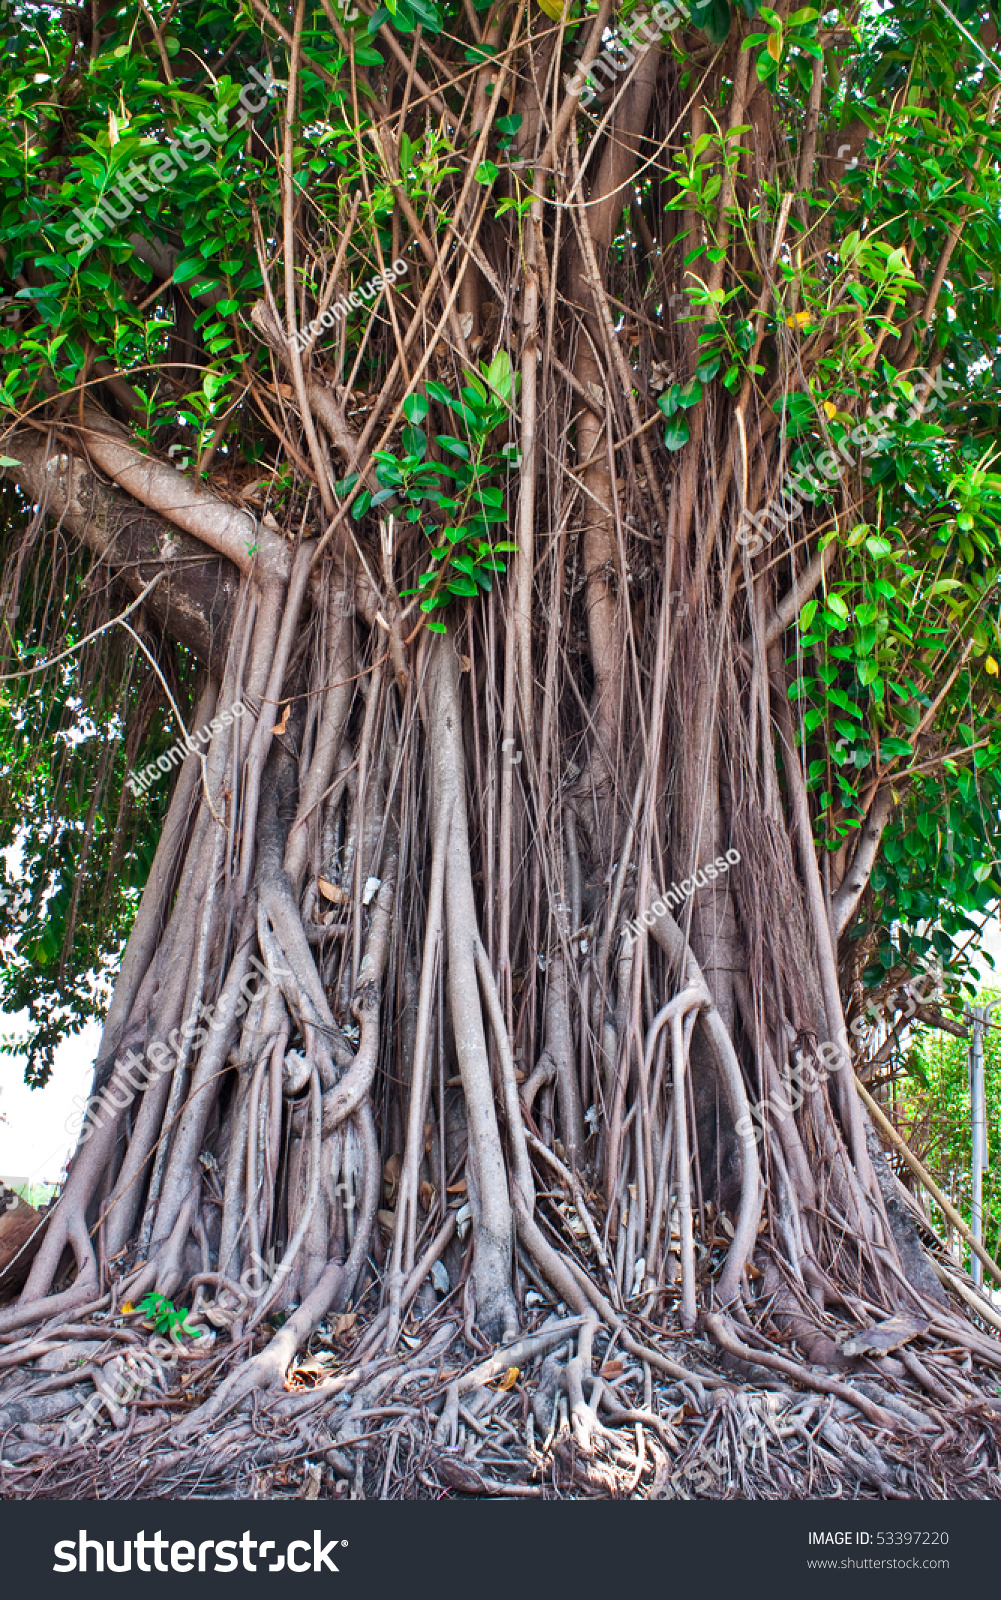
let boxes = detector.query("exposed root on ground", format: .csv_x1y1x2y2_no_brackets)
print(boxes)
3,1214,1001,1501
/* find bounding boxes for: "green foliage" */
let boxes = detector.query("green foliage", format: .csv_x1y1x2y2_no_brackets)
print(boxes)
0,528,188,1084
350,350,520,633
742,6,823,92
899,996,1001,1270
658,377,703,451
689,0,735,46
5,1179,58,1208
137,1291,203,1340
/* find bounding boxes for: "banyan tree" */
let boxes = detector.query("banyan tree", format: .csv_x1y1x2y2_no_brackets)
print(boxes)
1,0,1001,1497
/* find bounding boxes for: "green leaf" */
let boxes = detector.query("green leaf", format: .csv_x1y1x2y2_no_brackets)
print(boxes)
663,416,690,452
174,257,211,285
401,424,427,457
405,0,441,28
799,599,818,632
403,393,428,424
659,384,682,419
880,736,913,761
689,0,733,44
865,536,893,558
434,435,469,460
475,161,500,185
825,592,849,622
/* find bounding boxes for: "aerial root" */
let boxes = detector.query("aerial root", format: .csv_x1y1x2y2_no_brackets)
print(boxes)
4,1277,1001,1501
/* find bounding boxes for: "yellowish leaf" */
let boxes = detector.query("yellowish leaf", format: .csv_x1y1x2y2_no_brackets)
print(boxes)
786,311,810,328
497,1366,520,1390
120,1301,134,1315
766,30,782,60
986,656,998,676
271,701,291,736
536,0,564,16
823,401,837,419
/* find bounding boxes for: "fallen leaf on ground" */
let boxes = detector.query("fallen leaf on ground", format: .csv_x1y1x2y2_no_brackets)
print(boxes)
839,1313,930,1358
437,1457,486,1494
271,702,291,736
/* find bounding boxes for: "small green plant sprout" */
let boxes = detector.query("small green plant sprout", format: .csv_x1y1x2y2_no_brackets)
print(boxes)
341,348,519,634
137,1290,203,1340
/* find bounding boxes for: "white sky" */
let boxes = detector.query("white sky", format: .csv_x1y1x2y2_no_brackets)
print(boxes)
0,1012,100,1189
1,917,1000,1192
